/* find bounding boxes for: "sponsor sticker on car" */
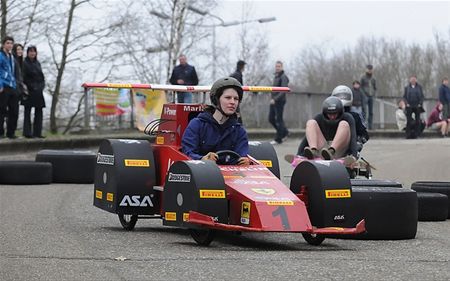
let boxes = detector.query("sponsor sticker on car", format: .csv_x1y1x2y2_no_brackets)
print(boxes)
97,153,114,165
199,189,226,199
165,212,177,221
168,172,191,182
124,159,150,167
241,202,251,225
267,200,294,206
325,189,351,198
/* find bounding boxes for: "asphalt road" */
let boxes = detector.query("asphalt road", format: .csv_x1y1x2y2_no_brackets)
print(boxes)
1,138,449,280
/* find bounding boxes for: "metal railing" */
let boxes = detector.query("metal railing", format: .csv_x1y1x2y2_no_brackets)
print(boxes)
82,85,439,131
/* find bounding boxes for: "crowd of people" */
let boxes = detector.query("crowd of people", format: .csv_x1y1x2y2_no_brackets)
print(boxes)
0,36,46,140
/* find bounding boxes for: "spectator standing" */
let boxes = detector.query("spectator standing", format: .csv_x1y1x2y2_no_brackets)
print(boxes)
169,54,199,103
426,102,449,137
351,80,364,117
438,78,450,120
269,61,289,145
229,60,246,84
360,64,377,129
12,43,28,105
229,60,246,124
403,75,424,139
22,45,46,138
0,36,18,139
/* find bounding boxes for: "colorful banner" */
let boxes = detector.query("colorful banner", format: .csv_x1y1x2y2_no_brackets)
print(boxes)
133,89,166,131
94,88,130,116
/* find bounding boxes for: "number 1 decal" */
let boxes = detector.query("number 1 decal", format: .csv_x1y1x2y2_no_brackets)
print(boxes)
272,206,290,230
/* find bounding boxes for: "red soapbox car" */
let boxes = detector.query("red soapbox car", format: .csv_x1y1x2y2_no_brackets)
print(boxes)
88,83,366,246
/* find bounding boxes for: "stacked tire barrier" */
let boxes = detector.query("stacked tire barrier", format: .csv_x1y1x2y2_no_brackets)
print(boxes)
36,150,96,183
411,181,450,221
0,149,96,185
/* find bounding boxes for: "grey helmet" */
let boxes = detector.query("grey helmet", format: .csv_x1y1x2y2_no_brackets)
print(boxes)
210,77,243,107
331,85,353,107
322,96,344,124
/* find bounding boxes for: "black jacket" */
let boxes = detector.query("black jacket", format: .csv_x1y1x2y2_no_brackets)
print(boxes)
297,112,358,158
229,70,243,85
271,70,289,102
22,57,45,108
169,63,199,86
403,83,424,108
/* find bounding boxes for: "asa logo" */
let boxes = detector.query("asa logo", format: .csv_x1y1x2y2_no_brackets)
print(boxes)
119,195,154,207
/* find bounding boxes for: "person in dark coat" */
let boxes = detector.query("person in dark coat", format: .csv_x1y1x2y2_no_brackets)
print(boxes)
12,43,28,104
229,60,246,124
229,60,246,85
403,75,424,139
269,61,290,144
169,54,199,103
22,45,46,138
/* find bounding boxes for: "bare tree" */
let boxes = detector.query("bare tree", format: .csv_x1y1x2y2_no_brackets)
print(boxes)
41,0,123,133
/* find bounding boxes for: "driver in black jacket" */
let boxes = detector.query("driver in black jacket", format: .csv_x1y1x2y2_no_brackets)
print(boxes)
296,96,358,160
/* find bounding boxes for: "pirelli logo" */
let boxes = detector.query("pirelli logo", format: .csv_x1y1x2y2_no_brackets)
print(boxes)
95,190,103,199
199,189,226,199
325,189,351,199
156,136,164,144
267,200,294,206
107,83,132,88
259,160,273,168
106,192,114,202
165,212,177,221
124,159,150,167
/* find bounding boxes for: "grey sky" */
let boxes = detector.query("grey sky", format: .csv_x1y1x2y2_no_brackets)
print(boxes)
215,1,450,62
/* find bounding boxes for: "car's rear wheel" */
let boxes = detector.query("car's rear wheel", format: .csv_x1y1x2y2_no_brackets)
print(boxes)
302,233,325,246
118,214,138,231
189,228,216,246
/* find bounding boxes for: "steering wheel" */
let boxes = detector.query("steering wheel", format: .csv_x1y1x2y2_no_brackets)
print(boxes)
216,150,241,165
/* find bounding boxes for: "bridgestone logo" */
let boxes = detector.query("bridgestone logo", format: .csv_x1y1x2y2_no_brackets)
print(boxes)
97,153,114,165
168,172,191,182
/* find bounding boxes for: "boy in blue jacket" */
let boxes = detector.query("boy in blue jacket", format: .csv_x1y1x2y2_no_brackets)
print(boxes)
182,77,250,166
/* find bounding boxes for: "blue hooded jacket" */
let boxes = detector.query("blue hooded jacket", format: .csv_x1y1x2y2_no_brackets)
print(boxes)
0,50,16,89
182,111,249,160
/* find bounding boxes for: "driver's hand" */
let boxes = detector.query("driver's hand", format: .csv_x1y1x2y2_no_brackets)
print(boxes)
202,152,218,162
237,157,250,166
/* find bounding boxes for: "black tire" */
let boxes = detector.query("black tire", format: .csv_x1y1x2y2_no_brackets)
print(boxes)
0,161,52,185
189,228,216,246
411,181,450,219
412,181,450,188
351,179,403,188
36,149,96,183
302,233,325,246
416,192,448,221
118,214,138,231
331,186,417,240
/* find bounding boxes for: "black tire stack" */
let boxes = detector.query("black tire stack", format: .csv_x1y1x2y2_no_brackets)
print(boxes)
0,149,96,185
338,179,418,240
36,150,96,184
411,181,450,221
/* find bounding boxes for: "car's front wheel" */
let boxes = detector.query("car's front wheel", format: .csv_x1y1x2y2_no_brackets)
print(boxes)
189,228,216,246
118,214,138,231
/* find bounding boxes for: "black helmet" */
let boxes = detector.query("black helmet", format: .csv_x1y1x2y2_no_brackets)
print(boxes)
322,96,344,123
210,77,243,106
